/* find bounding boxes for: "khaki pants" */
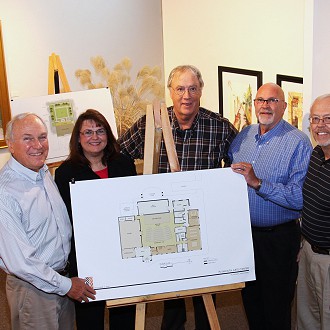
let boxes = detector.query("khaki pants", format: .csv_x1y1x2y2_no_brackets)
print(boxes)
6,274,74,330
297,241,330,330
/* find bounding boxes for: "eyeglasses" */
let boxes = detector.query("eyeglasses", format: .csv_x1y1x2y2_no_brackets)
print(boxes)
254,98,281,105
80,128,107,137
309,116,330,124
171,86,200,96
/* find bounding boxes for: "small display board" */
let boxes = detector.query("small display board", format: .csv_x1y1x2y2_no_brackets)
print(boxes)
10,88,116,163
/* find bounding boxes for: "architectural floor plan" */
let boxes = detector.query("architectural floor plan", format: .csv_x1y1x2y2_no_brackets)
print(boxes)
119,198,201,262
70,168,255,301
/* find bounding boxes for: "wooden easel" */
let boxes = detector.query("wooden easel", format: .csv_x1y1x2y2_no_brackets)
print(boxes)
143,101,180,174
106,283,244,330
107,101,245,329
47,53,71,173
48,53,71,94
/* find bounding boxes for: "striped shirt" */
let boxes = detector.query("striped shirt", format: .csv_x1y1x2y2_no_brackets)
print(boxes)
118,106,237,172
229,120,312,227
302,146,330,248
0,156,72,295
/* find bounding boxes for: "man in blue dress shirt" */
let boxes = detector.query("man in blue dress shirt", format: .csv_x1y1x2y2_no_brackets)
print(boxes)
229,83,312,330
0,113,96,329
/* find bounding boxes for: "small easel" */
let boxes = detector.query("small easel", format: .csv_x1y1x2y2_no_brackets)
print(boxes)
48,53,71,94
107,101,245,329
47,53,71,173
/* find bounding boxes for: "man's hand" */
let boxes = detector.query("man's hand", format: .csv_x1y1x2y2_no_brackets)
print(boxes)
67,277,96,303
231,162,260,189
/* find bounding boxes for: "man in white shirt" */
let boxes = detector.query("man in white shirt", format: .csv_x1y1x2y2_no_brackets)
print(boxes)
0,113,96,329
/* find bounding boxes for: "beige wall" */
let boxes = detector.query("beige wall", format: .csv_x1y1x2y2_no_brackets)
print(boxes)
0,0,164,168
162,0,305,114
303,0,330,113
2,1,329,169
0,150,9,168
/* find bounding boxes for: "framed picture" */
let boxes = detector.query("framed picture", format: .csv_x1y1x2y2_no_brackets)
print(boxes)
276,74,303,130
218,66,262,132
0,21,11,148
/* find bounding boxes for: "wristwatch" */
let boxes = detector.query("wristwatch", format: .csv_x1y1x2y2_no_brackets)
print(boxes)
255,179,262,191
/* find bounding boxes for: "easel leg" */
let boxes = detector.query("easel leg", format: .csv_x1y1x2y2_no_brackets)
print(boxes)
48,53,71,95
202,294,221,330
135,302,146,330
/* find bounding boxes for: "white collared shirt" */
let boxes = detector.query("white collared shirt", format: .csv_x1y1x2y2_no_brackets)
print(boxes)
0,157,72,295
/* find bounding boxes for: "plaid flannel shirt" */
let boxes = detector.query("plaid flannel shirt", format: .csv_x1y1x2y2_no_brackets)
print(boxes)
118,106,237,173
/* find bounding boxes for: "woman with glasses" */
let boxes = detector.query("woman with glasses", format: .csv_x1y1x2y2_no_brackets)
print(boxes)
55,109,136,330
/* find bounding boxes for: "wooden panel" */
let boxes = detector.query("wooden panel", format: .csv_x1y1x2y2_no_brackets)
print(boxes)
0,21,11,148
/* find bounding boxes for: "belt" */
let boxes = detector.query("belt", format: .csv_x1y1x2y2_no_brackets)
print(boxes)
252,219,299,232
56,262,70,276
311,245,330,255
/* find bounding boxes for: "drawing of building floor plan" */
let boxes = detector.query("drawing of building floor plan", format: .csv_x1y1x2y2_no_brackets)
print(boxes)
48,99,75,136
119,198,201,262
71,167,255,301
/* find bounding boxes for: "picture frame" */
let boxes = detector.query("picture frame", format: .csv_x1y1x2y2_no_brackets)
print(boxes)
218,66,262,132
276,74,303,130
0,21,11,148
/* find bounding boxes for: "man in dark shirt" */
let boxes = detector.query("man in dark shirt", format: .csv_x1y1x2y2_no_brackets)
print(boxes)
297,94,330,329
119,65,237,330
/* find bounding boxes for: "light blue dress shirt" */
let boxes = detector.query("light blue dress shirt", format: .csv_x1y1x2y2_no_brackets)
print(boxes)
0,156,72,295
229,120,313,227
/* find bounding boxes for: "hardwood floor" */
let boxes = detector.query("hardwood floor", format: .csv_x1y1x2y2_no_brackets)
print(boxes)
0,270,10,330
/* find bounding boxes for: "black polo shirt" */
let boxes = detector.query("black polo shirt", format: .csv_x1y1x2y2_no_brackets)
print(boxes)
302,145,330,248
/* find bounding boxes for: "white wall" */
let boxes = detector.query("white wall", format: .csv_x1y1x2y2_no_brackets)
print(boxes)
302,0,330,142
0,0,164,167
162,0,305,114
309,1,330,98
302,0,314,134
0,0,163,98
2,1,328,168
